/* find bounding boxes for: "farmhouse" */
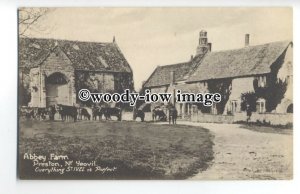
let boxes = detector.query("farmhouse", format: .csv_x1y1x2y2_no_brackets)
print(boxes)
143,30,293,124
19,37,134,107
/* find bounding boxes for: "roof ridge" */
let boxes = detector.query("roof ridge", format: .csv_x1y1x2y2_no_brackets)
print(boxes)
19,37,113,45
158,61,190,68
19,37,132,73
208,40,291,54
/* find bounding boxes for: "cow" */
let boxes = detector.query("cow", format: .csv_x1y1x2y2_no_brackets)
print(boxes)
102,107,122,121
168,106,178,124
92,106,105,120
133,109,145,122
48,105,57,121
80,108,91,120
152,107,167,121
20,107,34,119
33,107,48,120
57,104,77,122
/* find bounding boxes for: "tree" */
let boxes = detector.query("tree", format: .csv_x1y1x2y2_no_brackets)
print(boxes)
18,8,50,37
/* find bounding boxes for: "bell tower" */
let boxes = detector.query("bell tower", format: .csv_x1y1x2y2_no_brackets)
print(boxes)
196,30,211,56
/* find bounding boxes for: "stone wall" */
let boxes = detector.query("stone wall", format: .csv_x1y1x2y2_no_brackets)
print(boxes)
29,47,76,107
190,110,292,125
191,112,234,123
234,112,293,125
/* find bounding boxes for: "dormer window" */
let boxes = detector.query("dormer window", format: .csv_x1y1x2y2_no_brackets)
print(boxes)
29,43,40,49
72,44,80,50
97,56,109,68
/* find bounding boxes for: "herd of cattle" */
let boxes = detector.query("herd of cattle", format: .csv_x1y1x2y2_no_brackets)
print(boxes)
20,105,122,122
19,104,178,124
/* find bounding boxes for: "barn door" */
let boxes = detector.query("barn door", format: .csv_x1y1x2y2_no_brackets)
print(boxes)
46,72,70,106
46,84,69,106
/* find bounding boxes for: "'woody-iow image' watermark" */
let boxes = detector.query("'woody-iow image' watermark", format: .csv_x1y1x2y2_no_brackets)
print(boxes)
78,89,221,106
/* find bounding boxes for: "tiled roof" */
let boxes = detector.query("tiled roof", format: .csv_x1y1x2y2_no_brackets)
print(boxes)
144,40,291,88
187,41,291,82
19,37,132,73
143,54,205,88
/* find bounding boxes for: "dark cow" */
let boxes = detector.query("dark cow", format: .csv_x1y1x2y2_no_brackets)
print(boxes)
152,107,167,121
48,105,57,121
57,104,77,122
168,107,178,124
102,107,122,121
80,108,91,120
133,109,145,122
92,106,105,120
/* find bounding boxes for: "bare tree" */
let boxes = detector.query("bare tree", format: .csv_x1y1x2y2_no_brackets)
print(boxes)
18,8,50,37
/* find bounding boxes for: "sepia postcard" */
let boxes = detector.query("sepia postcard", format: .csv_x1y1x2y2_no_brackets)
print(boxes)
18,7,293,180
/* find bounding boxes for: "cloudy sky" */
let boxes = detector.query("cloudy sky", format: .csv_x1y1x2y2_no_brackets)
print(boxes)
23,7,292,89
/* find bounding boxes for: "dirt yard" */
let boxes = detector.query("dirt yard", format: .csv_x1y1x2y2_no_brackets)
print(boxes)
18,120,214,180
172,122,293,180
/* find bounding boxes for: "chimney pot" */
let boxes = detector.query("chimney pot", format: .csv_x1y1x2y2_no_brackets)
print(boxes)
170,71,175,85
245,34,250,47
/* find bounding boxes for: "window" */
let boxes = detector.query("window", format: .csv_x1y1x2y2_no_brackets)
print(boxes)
257,76,266,87
211,103,217,115
231,100,238,114
185,103,192,115
286,75,293,85
256,98,266,113
179,104,183,116
287,104,293,113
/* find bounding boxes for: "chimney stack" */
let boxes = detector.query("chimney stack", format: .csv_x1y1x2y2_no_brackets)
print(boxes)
207,43,212,52
170,71,175,85
190,55,194,61
245,34,250,47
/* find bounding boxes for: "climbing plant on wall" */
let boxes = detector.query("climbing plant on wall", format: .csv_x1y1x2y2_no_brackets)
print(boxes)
206,78,232,114
18,68,31,106
241,52,288,112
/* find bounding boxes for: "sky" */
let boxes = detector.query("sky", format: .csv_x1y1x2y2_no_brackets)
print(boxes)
22,7,293,90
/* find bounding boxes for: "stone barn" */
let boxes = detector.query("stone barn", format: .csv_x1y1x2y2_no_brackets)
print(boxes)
143,30,293,124
19,37,134,107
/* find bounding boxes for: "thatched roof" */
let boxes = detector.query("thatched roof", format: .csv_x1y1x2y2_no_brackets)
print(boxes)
143,54,205,88
19,37,132,73
187,41,291,82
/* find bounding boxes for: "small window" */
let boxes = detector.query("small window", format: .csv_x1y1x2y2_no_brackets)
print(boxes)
97,56,109,68
231,100,238,114
287,104,293,113
211,103,217,115
256,98,266,113
72,44,80,50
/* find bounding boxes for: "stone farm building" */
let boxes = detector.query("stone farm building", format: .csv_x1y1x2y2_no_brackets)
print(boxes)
19,37,134,107
143,31,293,125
